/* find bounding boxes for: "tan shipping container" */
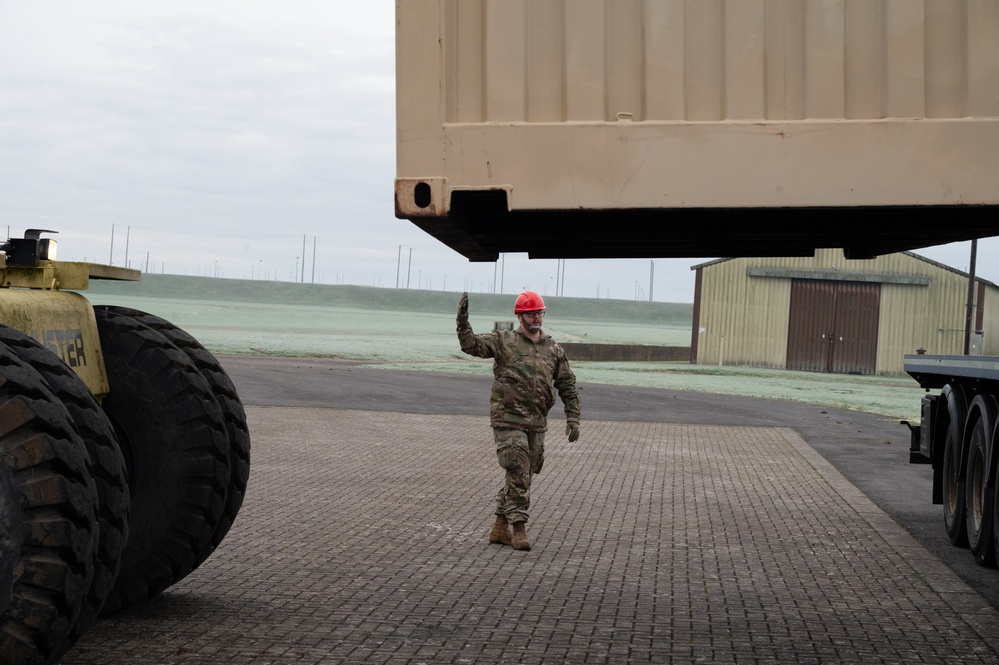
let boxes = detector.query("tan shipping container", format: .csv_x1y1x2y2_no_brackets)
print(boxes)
396,0,999,261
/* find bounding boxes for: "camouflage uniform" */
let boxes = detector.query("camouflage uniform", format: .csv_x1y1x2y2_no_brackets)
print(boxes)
456,322,580,524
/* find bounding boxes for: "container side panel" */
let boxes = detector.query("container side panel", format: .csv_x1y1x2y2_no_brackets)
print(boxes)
783,0,808,119
646,1,687,120
435,0,999,126
565,0,607,120
607,1,644,121
845,0,885,119
396,0,446,175
925,0,967,118
526,0,564,122
804,0,846,119
685,0,725,121
967,1,999,116
450,0,483,123
726,0,767,120
885,0,926,117
484,0,526,122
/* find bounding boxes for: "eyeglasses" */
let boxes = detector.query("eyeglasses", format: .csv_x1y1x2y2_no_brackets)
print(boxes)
521,310,545,319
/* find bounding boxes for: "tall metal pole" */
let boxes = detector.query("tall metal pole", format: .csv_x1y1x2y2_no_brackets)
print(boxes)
312,236,317,283
649,260,655,301
407,248,412,288
396,244,402,288
109,224,115,264
964,239,979,355
124,226,130,268
302,235,307,283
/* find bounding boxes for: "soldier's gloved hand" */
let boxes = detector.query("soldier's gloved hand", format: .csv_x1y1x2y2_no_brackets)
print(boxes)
566,421,580,442
457,291,469,323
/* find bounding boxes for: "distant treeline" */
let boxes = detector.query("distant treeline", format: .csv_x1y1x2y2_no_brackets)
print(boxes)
82,273,693,326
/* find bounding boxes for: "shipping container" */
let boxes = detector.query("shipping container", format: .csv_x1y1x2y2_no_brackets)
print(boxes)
395,0,999,261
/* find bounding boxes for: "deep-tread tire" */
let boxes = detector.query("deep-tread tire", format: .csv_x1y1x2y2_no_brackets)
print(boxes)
95,306,250,566
0,339,99,665
93,308,230,614
966,415,997,566
0,325,130,655
993,418,999,568
943,423,969,547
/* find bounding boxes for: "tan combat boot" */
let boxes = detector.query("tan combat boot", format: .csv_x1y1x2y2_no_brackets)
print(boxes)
511,522,531,551
489,514,512,545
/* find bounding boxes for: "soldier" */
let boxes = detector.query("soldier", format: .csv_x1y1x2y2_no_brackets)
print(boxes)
456,290,581,551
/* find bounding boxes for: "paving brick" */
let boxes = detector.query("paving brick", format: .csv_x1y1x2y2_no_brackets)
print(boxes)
63,408,999,664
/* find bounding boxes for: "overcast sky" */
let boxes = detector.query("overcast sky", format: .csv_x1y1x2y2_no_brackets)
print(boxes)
1,1,996,304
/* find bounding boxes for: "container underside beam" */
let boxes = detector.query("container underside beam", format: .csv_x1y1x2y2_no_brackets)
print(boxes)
410,200,999,262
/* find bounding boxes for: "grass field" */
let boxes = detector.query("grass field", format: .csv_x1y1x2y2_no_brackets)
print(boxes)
81,274,926,420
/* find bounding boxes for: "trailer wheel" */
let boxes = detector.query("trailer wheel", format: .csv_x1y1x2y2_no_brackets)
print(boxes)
965,412,997,566
93,308,230,614
95,306,250,566
993,424,999,567
0,340,99,665
943,422,969,547
0,325,130,654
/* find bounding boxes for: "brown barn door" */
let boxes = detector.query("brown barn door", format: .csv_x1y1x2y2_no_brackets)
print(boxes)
786,280,881,374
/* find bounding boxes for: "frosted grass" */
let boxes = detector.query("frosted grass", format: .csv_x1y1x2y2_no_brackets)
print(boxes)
84,293,923,420
83,294,688,358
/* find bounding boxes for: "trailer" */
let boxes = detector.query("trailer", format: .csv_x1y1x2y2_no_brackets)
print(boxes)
904,354,999,567
395,0,999,566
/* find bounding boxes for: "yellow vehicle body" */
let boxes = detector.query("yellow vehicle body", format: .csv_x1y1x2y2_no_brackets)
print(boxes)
0,254,140,399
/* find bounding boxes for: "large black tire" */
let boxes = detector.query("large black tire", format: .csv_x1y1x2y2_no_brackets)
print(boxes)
93,307,231,613
965,413,997,566
95,306,250,566
0,339,99,665
993,418,999,568
943,422,969,547
0,325,130,655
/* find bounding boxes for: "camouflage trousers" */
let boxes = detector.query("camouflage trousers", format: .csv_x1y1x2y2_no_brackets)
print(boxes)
494,428,545,524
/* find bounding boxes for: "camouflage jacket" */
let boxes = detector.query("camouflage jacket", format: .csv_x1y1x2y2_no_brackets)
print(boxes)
457,321,580,432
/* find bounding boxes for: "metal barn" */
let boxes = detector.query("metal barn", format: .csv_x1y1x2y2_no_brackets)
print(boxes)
691,249,999,375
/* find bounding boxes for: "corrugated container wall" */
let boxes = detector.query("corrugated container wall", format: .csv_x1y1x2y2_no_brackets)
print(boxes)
694,250,999,375
397,1,999,261
442,0,999,124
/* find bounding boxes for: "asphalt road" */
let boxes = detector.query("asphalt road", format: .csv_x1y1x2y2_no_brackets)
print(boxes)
222,354,999,611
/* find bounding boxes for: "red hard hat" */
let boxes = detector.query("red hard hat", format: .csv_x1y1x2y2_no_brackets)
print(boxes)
514,291,546,313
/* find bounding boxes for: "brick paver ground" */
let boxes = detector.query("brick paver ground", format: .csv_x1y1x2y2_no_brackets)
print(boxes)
64,408,999,664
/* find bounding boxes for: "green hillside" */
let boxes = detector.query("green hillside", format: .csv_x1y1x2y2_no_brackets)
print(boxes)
82,273,693,327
